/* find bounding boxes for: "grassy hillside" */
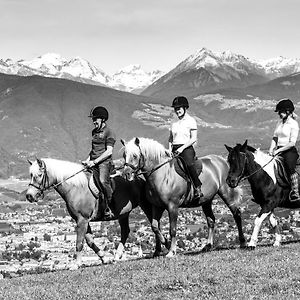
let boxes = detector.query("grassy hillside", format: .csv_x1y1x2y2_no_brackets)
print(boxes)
1,244,300,299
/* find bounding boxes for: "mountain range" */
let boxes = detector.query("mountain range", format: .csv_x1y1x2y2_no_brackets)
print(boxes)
1,47,300,178
2,48,300,99
0,70,299,178
0,54,164,94
142,48,300,100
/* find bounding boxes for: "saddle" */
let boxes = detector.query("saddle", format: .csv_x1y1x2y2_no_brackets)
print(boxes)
174,156,203,207
86,168,116,221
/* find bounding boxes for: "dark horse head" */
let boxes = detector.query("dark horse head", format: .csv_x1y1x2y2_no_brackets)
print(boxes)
225,140,252,188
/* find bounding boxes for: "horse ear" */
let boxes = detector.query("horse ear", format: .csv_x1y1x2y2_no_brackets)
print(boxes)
224,144,232,153
27,159,33,165
134,137,140,146
36,158,43,168
241,140,248,151
120,139,126,146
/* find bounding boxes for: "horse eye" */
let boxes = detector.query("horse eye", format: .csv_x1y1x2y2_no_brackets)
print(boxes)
133,154,138,159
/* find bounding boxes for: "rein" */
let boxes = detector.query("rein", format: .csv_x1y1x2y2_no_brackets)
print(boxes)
29,161,88,195
125,147,179,177
239,152,277,182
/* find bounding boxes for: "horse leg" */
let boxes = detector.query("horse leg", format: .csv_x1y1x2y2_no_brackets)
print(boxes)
166,202,179,258
201,202,215,252
115,214,130,261
85,224,106,264
218,186,246,248
151,206,168,257
70,216,89,270
248,211,271,249
269,212,282,247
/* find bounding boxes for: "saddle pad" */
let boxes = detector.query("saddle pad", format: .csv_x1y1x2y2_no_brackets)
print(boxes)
174,156,202,181
88,175,99,198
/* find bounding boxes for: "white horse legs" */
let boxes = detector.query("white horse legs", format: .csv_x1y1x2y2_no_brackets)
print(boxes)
269,213,282,247
248,212,271,248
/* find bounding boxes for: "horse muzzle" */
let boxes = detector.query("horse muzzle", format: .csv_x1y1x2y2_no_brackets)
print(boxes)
226,176,239,188
26,187,42,202
122,166,135,181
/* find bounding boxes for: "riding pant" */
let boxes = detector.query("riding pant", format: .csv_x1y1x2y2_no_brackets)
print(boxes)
278,146,299,175
172,145,201,187
92,161,113,202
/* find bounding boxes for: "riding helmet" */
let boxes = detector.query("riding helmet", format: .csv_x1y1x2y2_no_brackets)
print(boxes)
89,106,109,120
275,98,295,113
171,96,189,109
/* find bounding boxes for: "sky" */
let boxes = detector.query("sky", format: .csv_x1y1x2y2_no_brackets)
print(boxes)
1,0,300,75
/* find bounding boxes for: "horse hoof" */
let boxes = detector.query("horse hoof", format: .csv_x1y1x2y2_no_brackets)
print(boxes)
239,243,247,249
166,251,176,258
69,263,79,270
245,245,256,251
201,244,212,252
153,251,163,258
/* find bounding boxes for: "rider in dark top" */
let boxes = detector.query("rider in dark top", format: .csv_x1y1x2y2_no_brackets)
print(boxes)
82,106,116,219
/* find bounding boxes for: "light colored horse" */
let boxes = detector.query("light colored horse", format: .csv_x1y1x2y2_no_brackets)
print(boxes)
122,137,245,257
26,158,152,269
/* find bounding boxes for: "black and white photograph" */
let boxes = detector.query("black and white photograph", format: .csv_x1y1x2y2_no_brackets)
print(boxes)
0,0,300,299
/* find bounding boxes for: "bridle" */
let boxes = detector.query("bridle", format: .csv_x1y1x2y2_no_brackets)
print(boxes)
28,160,88,198
124,144,146,176
28,161,51,198
229,150,276,184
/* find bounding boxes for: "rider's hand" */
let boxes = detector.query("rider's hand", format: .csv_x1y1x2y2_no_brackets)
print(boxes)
86,161,95,168
82,160,95,168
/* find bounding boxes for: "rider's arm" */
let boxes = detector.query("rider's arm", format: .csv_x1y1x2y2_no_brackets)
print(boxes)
269,137,277,155
168,130,173,152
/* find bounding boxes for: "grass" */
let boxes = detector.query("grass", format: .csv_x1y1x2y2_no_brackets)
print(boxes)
1,244,300,300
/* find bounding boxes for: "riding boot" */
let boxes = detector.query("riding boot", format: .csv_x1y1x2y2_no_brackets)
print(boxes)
103,186,114,220
289,173,300,202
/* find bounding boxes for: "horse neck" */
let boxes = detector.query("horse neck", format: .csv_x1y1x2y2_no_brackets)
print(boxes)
44,160,85,201
244,151,271,188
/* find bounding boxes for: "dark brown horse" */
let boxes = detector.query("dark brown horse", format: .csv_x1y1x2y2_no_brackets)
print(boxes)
225,140,300,248
26,158,152,268
122,137,245,257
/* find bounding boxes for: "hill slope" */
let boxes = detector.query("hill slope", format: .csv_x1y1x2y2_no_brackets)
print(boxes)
1,244,300,299
0,73,167,177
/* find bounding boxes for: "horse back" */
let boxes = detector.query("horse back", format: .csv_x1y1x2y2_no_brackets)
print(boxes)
200,154,229,187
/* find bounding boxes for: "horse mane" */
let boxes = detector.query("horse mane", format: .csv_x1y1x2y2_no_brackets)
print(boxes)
127,137,171,162
43,158,88,187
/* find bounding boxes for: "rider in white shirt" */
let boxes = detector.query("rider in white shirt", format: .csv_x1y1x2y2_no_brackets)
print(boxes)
169,96,204,202
269,98,300,201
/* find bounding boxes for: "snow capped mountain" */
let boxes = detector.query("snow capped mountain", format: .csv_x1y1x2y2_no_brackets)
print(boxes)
110,64,165,93
18,53,111,86
258,56,300,78
0,54,163,93
1,49,300,96
142,47,300,99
